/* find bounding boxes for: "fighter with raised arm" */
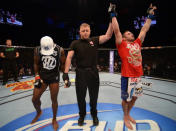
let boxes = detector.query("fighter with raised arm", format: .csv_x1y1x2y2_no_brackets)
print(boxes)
109,3,157,130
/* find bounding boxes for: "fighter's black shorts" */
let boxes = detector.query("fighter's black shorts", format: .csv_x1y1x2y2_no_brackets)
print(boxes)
40,73,60,84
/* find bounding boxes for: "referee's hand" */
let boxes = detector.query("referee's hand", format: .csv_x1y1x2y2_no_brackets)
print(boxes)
62,73,71,88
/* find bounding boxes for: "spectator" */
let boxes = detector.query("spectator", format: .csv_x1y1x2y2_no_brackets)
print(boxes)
0,39,19,85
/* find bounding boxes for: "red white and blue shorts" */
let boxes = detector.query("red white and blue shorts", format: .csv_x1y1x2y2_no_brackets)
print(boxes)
121,76,143,101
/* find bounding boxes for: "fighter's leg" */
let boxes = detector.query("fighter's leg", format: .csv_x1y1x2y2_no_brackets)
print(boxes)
49,82,59,131
128,96,137,124
128,77,143,124
31,82,48,124
122,100,133,130
121,77,133,130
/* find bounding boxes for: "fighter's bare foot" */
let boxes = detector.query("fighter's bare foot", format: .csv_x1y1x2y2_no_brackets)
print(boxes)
31,111,42,124
128,115,136,124
124,116,133,130
52,119,59,131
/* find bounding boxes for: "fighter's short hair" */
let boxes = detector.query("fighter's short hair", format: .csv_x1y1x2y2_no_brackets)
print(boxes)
5,38,12,42
122,30,130,38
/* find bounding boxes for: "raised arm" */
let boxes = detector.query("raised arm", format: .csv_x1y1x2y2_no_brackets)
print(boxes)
109,3,122,45
99,22,113,44
138,4,157,43
112,17,122,45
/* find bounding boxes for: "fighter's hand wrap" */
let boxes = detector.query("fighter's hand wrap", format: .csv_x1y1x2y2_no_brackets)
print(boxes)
108,3,117,18
62,73,71,88
34,75,42,88
147,7,155,20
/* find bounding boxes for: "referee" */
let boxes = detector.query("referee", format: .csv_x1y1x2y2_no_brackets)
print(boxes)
63,22,113,126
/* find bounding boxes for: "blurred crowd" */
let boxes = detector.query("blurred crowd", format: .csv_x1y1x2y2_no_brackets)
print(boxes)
0,47,176,82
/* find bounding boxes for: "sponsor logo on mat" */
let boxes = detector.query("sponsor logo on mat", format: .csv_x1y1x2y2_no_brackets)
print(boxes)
6,80,34,92
1,103,176,131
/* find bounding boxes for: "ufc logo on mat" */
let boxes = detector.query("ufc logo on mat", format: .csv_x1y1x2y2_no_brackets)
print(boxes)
60,120,160,131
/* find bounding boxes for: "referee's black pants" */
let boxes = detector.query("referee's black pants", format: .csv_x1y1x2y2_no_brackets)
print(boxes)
75,67,99,117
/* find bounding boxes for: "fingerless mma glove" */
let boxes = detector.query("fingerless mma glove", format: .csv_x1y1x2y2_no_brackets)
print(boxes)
147,7,155,20
108,3,117,18
62,73,71,87
34,75,42,88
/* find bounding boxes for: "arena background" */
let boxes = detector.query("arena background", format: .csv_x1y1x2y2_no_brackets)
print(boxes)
0,0,172,47
0,0,174,81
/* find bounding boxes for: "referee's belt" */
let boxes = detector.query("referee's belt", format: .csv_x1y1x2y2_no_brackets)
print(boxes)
77,66,96,70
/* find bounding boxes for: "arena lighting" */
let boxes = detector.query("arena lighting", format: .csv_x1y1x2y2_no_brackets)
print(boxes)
0,9,23,26
134,16,156,29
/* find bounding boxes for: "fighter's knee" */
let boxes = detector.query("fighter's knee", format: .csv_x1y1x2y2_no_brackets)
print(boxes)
32,97,39,103
132,96,137,100
32,97,35,103
51,100,58,106
122,99,129,104
51,97,58,103
121,91,129,101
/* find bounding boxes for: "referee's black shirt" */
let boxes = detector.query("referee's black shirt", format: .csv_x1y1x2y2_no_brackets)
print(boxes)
69,36,99,68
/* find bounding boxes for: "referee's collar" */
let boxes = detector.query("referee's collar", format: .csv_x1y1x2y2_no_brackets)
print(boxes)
79,38,91,42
